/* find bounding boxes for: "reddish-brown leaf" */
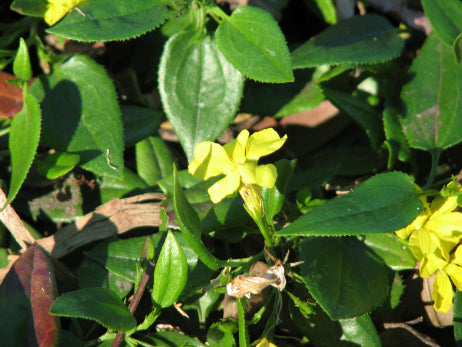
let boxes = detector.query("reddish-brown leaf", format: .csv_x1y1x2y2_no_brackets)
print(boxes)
0,244,59,346
0,71,34,119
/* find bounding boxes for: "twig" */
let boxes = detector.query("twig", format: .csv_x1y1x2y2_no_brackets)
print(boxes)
37,193,165,258
383,317,441,347
111,262,155,347
0,187,35,249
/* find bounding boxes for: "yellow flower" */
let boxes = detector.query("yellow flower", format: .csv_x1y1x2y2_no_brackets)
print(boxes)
45,0,85,26
188,128,287,204
395,181,462,312
396,195,462,267
432,245,462,313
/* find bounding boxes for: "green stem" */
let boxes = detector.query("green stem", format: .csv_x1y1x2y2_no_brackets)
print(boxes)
207,4,228,24
425,149,442,189
237,297,250,347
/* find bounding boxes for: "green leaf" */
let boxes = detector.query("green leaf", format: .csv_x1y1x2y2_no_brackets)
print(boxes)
50,287,136,331
10,0,47,17
278,172,423,236
158,31,244,161
146,331,206,347
401,33,462,151
30,55,124,178
84,237,146,282
339,314,381,347
311,0,337,24
261,159,296,224
454,291,462,345
152,230,188,308
291,14,404,68
300,237,389,319
136,136,175,186
215,6,294,83
122,105,161,147
454,33,462,65
364,232,416,271
46,0,168,42
99,167,149,203
5,93,41,208
172,166,222,270
0,244,59,347
422,0,462,47
78,258,133,299
207,321,237,347
275,78,325,118
36,152,80,179
13,38,32,81
321,86,383,149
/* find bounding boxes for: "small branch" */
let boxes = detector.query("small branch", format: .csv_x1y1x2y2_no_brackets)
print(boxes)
112,262,155,347
37,193,165,258
0,187,35,249
383,317,441,347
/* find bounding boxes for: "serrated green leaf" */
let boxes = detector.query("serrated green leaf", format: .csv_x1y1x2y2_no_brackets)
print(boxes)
278,172,423,236
50,287,136,331
291,14,404,68
46,0,168,42
401,33,462,151
152,231,188,308
136,136,175,186
13,38,32,81
300,237,389,319
5,93,41,208
321,86,383,149
159,31,244,161
30,55,124,178
364,233,416,271
422,0,462,47
339,314,381,346
215,6,294,83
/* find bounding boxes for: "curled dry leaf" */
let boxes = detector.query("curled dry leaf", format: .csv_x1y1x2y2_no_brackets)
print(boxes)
226,261,286,299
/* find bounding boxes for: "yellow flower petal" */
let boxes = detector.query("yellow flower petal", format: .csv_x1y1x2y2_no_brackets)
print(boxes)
426,212,462,240
45,0,84,26
395,211,429,239
224,130,249,165
246,128,287,160
188,142,234,180
208,169,240,203
420,252,448,278
255,164,277,188
431,196,458,215
239,162,257,185
432,270,454,313
408,228,439,260
446,263,462,290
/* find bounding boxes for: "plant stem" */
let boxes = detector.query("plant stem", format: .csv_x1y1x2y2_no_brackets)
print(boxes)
111,261,154,347
425,148,442,188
